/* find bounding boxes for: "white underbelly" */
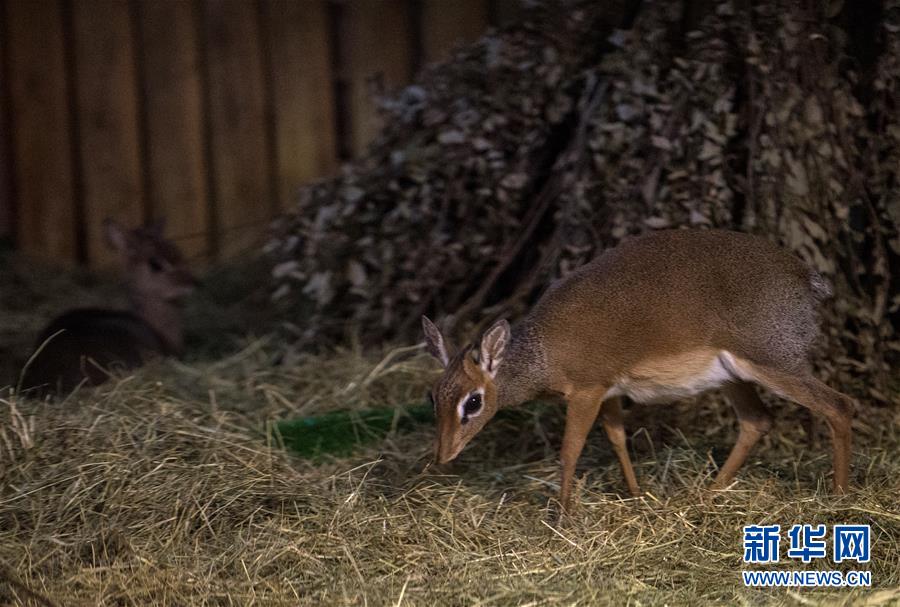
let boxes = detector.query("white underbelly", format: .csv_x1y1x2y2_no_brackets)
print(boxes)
604,350,741,404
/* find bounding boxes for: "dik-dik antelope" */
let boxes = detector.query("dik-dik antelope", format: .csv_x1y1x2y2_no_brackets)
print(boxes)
20,218,196,396
423,229,855,510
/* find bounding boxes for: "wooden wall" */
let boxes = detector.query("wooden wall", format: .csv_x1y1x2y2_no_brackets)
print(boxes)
0,0,508,268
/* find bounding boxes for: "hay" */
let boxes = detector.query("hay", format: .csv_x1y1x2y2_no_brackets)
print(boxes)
1,346,898,606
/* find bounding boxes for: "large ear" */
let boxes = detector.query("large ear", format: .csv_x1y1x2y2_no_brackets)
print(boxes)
479,318,510,378
103,218,132,253
422,315,450,367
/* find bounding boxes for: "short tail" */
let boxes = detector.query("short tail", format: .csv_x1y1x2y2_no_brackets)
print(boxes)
809,270,833,301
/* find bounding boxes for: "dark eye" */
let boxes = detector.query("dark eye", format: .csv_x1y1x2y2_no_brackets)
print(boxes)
148,257,163,273
464,393,482,416
427,393,435,412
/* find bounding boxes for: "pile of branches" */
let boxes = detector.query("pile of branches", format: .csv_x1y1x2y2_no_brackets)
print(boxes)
267,0,899,398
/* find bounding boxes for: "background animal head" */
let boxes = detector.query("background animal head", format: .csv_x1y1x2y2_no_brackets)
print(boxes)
104,218,197,303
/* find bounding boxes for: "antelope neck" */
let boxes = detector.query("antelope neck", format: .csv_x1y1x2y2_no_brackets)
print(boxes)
495,322,548,409
132,296,183,355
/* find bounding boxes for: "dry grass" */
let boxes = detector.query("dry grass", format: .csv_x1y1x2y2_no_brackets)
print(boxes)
1,342,898,606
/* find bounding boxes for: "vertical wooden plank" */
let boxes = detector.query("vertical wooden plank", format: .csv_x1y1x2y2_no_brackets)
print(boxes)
6,0,77,262
203,0,273,258
262,0,337,210
138,0,209,260
341,0,413,156
421,0,488,64
0,0,13,245
72,0,144,268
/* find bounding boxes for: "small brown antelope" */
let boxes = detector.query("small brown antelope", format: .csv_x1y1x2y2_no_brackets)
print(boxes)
20,218,196,396
423,229,855,510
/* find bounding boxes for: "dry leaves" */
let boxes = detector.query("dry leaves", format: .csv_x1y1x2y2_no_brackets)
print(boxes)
267,0,899,401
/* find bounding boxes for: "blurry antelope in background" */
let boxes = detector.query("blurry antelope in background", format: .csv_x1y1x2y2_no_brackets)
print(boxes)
20,218,197,396
423,229,856,511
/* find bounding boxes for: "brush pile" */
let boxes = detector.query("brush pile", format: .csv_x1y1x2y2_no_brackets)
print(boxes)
267,0,900,401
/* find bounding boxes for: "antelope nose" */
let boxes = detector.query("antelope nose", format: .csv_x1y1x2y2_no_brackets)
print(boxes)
434,441,455,465
436,441,460,465
433,440,442,463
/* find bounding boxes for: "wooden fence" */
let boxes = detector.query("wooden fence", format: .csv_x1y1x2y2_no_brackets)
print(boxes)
0,0,518,268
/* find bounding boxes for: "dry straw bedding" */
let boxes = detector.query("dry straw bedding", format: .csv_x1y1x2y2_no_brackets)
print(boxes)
1,345,898,606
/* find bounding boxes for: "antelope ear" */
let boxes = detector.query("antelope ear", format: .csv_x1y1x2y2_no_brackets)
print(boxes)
422,315,450,367
480,319,510,378
103,218,132,253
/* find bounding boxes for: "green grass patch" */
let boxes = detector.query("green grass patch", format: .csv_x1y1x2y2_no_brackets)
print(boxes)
275,402,435,458
273,401,562,459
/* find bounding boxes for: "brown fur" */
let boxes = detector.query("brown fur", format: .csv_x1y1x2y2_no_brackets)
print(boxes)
423,229,855,511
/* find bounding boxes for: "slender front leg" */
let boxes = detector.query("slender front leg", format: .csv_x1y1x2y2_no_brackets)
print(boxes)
600,397,641,497
559,389,605,512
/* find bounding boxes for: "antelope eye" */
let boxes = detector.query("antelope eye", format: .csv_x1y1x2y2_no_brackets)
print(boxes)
148,257,164,273
464,393,482,416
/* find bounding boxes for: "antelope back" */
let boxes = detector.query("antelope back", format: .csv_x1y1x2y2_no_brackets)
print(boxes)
528,229,827,384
